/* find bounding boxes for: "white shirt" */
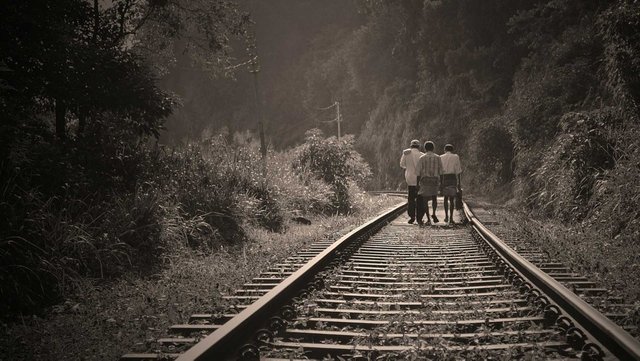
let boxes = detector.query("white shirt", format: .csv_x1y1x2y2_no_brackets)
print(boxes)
440,151,462,175
400,148,424,186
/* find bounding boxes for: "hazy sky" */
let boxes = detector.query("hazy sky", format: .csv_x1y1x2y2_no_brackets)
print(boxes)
159,0,363,145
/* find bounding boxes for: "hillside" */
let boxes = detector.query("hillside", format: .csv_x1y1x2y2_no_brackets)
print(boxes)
157,0,640,258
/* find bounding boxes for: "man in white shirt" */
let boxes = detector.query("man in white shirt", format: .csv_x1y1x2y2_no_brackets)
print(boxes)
400,139,424,224
440,144,462,224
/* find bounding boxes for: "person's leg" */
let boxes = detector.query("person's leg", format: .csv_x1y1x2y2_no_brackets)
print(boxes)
407,186,417,223
443,196,449,222
431,195,439,223
448,197,455,223
416,195,425,225
422,196,431,224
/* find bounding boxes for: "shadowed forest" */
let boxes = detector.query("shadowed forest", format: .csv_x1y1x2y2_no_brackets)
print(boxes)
1,0,640,357
166,0,640,227
161,0,640,298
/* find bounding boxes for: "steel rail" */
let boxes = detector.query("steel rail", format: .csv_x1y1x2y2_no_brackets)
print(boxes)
463,202,640,361
175,201,407,361
367,190,406,195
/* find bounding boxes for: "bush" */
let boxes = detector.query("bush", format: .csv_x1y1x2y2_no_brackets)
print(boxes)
268,149,334,215
0,183,164,315
587,121,640,238
0,131,292,316
524,110,618,221
0,119,379,317
293,129,372,214
467,121,515,194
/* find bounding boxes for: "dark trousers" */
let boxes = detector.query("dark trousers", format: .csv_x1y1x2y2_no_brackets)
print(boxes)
407,186,418,220
416,195,437,223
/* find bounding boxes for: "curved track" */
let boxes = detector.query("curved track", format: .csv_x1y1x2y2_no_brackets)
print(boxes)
121,199,640,361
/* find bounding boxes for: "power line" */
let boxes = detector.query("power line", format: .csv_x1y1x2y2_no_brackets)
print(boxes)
317,101,342,139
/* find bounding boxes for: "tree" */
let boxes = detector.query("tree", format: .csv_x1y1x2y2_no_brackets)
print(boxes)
294,129,371,213
0,0,251,140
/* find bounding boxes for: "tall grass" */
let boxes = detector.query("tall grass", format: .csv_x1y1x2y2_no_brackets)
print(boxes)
1,131,372,317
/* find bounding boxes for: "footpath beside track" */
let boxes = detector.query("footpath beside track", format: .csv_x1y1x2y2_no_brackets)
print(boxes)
121,198,640,360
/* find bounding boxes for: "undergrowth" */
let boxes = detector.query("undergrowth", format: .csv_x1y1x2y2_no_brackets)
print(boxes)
0,195,400,361
472,199,640,335
1,130,372,317
503,210,640,305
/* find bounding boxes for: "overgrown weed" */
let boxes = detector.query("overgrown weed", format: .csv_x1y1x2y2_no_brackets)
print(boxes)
492,206,640,332
0,197,399,361
1,130,375,316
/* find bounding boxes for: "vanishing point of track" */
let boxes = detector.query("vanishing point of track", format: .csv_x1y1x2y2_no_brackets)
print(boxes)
121,197,640,360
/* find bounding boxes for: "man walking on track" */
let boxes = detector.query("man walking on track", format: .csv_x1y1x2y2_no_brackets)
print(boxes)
400,139,424,224
416,141,442,226
440,144,462,225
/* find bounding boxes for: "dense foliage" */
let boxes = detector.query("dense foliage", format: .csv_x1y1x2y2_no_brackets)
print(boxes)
0,0,249,316
297,0,640,236
140,0,640,237
293,129,372,213
3,0,640,320
166,0,637,278
0,0,380,317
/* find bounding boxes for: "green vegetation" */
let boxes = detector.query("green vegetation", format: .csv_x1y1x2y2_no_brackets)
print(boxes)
0,1,377,319
294,130,372,213
301,0,640,279
0,196,399,361
0,129,375,317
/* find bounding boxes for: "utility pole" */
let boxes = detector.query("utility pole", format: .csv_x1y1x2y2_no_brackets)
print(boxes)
318,101,342,140
336,101,341,140
245,32,267,178
224,32,267,179
249,60,267,161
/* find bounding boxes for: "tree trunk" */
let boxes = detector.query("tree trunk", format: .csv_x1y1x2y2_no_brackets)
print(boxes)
55,99,66,139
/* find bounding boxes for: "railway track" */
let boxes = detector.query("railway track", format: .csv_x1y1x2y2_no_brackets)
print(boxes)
121,198,640,360
469,205,639,338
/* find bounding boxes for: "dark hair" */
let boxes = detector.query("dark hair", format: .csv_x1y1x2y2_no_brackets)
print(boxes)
444,144,453,152
424,141,435,151
410,144,420,149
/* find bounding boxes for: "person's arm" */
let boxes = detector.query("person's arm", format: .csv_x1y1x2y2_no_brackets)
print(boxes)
415,157,422,188
400,152,407,169
456,156,462,189
436,158,442,193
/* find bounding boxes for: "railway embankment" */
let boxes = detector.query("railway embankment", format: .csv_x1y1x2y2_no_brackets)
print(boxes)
467,199,640,339
0,195,397,361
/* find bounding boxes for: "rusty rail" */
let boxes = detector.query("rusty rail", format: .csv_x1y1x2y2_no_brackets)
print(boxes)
175,202,406,361
463,202,640,361
122,196,640,360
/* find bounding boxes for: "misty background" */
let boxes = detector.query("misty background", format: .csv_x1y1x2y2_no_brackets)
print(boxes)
160,0,365,148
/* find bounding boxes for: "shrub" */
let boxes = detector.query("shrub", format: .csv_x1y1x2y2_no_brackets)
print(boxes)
525,110,619,220
467,121,515,194
587,120,640,238
268,149,334,215
0,131,291,316
293,129,372,214
0,182,165,315
0,122,378,316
